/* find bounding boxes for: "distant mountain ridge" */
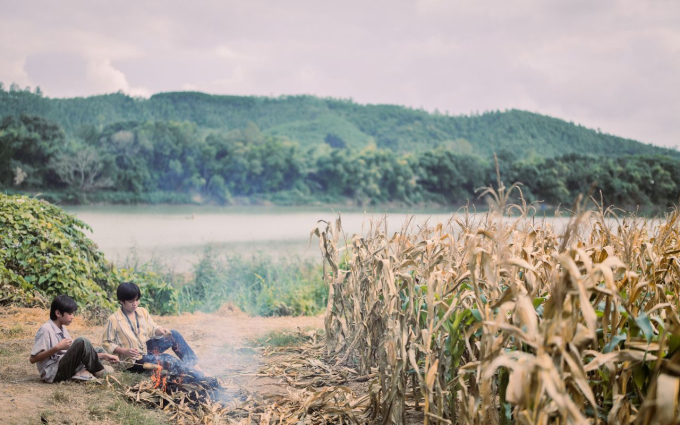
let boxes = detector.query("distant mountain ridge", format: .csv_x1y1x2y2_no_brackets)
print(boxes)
0,87,674,159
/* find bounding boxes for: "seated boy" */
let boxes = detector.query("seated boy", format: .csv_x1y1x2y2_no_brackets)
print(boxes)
30,295,118,383
102,282,202,375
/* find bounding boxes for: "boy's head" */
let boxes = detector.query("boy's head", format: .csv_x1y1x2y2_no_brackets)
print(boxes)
117,282,141,303
50,295,78,321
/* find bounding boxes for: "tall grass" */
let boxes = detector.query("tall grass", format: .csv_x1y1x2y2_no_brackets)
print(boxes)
315,188,680,424
179,247,327,316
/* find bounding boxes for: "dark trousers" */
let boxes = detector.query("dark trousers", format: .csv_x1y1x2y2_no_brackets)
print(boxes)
53,337,104,383
128,330,198,374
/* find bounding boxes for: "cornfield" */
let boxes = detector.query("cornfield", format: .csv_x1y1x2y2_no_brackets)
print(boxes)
313,186,680,424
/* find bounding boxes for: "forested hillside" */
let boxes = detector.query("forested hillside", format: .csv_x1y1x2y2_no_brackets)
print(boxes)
1,83,678,210
0,83,673,158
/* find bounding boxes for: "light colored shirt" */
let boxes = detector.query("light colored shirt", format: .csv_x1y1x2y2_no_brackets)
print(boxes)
31,321,70,383
102,307,161,361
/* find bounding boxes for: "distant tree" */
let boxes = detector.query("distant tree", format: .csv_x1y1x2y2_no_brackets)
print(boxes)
97,122,154,193
324,133,346,149
49,140,112,191
417,149,488,203
0,114,66,187
206,174,232,204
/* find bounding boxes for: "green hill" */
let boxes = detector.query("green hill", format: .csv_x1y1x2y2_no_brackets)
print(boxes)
2,84,678,210
0,85,673,159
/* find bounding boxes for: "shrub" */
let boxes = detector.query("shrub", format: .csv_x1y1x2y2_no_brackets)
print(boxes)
0,194,115,308
180,247,327,316
0,194,181,315
116,268,180,316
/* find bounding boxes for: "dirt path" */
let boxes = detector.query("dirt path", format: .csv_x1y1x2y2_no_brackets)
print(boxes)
0,307,323,424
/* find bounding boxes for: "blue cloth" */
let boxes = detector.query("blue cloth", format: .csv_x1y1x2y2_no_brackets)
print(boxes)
128,330,199,375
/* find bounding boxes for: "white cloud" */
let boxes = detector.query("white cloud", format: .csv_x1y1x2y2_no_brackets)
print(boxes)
0,57,33,89
86,59,150,98
214,46,238,59
212,66,247,89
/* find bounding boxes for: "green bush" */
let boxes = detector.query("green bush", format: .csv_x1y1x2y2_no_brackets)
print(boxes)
116,249,183,316
0,194,115,308
0,194,182,315
116,268,180,316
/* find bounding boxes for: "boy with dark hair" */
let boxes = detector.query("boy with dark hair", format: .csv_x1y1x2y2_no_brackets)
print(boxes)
30,295,119,383
102,282,202,375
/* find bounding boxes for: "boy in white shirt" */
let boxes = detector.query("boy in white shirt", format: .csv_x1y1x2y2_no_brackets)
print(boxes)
30,295,118,382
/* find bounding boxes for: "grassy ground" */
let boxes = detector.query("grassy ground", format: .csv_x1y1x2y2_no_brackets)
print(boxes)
0,306,323,424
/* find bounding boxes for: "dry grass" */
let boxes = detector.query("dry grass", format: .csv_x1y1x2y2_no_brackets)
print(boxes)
106,329,374,424
314,188,680,424
0,306,325,424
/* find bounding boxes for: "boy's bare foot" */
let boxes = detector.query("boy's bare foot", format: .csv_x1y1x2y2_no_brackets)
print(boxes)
72,369,94,381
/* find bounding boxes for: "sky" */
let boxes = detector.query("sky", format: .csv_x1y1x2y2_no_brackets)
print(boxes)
1,0,679,148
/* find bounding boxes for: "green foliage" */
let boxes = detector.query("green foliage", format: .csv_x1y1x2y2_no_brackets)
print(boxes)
180,248,327,316
1,86,675,158
250,329,315,348
0,194,115,308
116,268,180,316
265,113,372,150
0,194,183,315
416,148,488,202
507,154,680,208
1,86,680,210
0,194,326,317
0,114,66,188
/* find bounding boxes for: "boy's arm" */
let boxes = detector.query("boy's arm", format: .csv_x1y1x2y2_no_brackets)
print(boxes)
144,309,165,336
98,352,120,364
29,338,71,363
101,317,119,354
112,345,139,356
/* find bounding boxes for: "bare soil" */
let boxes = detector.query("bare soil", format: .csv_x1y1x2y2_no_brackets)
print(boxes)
0,306,323,424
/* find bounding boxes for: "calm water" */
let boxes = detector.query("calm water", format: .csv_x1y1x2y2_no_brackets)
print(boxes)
64,205,571,273
64,206,460,272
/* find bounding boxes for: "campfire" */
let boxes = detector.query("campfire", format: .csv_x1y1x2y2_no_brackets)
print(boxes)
108,333,371,424
108,362,228,424
145,362,219,397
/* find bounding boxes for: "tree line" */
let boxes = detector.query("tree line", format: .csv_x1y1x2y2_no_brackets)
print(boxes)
1,114,678,209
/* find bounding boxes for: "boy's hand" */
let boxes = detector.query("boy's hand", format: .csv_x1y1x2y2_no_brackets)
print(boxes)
124,348,141,358
157,328,172,337
100,353,120,364
55,338,72,351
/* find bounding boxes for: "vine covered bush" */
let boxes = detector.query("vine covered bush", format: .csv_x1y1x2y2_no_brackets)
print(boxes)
0,194,180,315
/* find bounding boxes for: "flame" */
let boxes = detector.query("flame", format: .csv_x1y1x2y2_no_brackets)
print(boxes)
150,363,167,392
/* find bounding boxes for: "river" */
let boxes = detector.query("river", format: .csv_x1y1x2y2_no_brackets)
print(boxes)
64,205,569,273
